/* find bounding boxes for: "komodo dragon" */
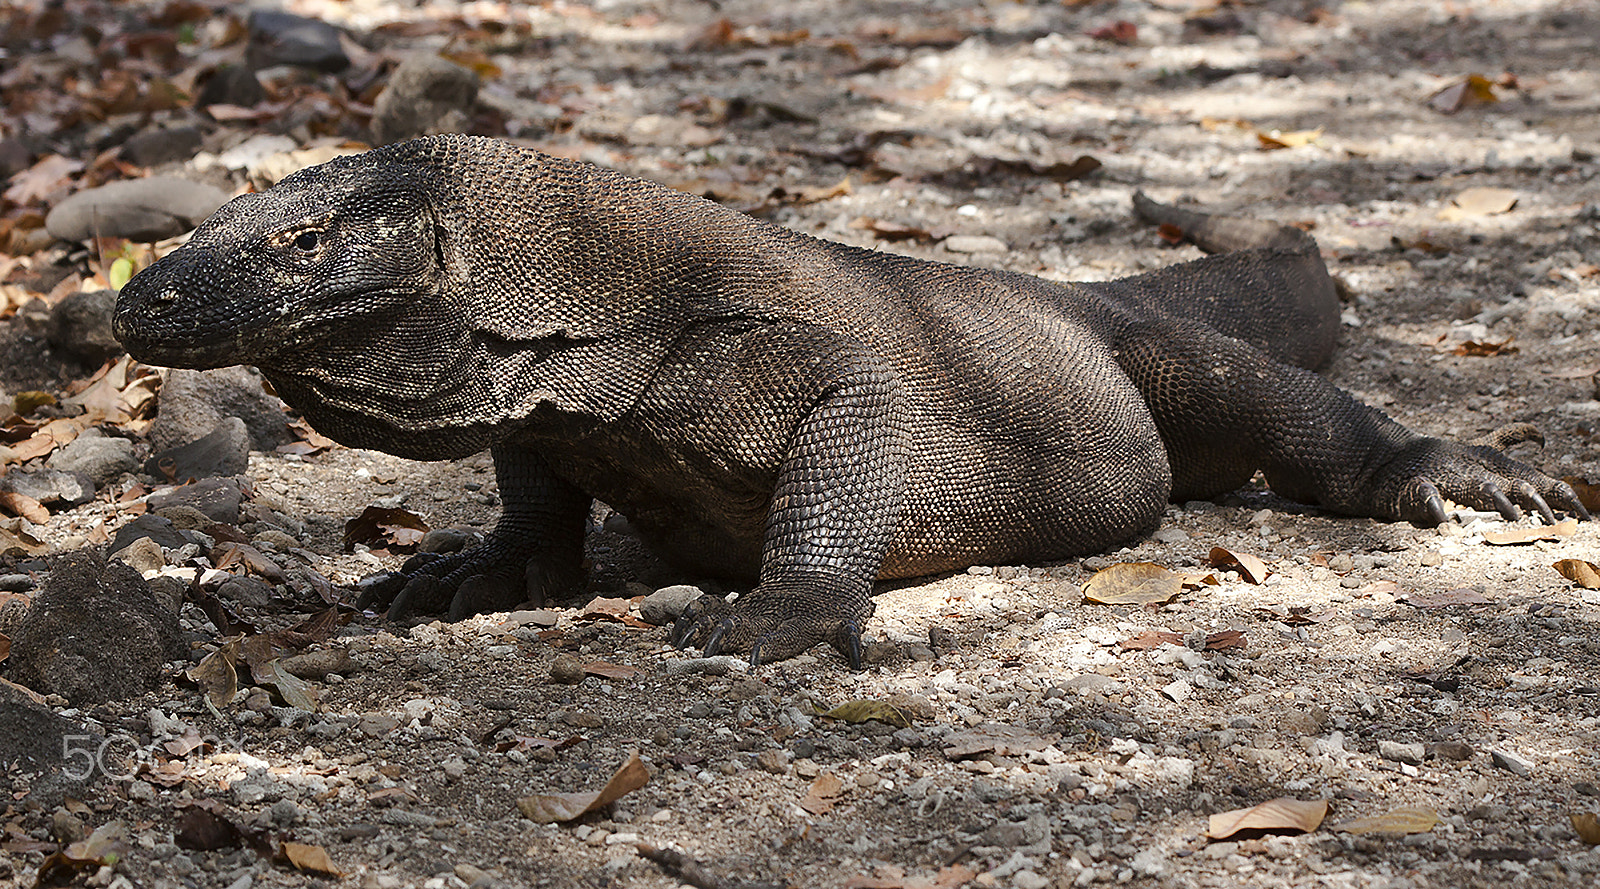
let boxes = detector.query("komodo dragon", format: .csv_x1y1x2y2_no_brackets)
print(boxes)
114,134,1587,668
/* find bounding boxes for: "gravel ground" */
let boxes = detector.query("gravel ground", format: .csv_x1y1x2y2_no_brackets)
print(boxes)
3,0,1599,887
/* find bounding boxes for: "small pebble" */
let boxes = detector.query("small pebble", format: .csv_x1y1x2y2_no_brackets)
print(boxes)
549,656,585,684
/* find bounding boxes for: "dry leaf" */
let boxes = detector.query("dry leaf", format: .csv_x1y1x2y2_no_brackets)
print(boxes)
1429,74,1498,113
0,631,10,665
1573,812,1600,845
799,772,846,814
282,842,342,876
3,154,84,205
1208,547,1270,583
581,660,640,680
819,700,912,729
1482,519,1576,545
1401,587,1492,608
1554,559,1600,590
516,751,651,823
1257,127,1323,150
187,637,241,709
1334,806,1440,836
1083,562,1182,605
342,505,430,552
1085,21,1137,44
1445,186,1518,217
1204,629,1247,650
942,723,1054,759
1120,629,1183,650
850,217,936,242
0,490,49,524
579,596,632,622
1207,798,1328,839
0,516,49,558
1451,338,1517,357
1561,476,1600,512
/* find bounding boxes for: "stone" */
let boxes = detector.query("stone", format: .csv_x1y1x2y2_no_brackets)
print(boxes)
639,584,704,625
122,126,204,167
550,655,585,684
47,289,122,364
109,536,166,575
1379,740,1425,765
418,527,476,554
279,648,356,679
46,177,229,242
1428,740,1474,761
372,53,480,145
1490,748,1533,777
943,234,1009,254
247,10,348,72
0,467,95,508
109,514,188,553
0,680,104,807
46,432,139,488
147,367,293,453
147,477,248,525
6,549,185,704
145,417,251,481
197,67,265,108
216,575,275,610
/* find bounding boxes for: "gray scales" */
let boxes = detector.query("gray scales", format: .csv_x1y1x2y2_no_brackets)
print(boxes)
113,134,1587,668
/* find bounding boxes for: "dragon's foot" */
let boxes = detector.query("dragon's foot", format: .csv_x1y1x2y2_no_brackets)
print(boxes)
669,580,873,669
354,543,580,622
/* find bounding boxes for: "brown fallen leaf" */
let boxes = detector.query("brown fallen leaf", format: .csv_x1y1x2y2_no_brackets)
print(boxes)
1083,562,1182,605
1207,798,1328,839
0,516,48,557
1334,806,1440,836
581,660,640,680
1560,476,1600,512
1429,74,1498,113
0,490,49,524
342,505,430,553
1257,127,1323,150
799,772,846,815
1085,21,1137,44
1451,337,1518,357
0,631,9,664
1573,812,1600,845
1208,547,1270,584
843,863,976,889
1119,629,1183,650
1401,588,1492,608
187,637,242,709
281,841,342,876
850,217,936,243
516,751,651,823
818,699,912,729
1482,519,1576,545
1554,559,1600,590
1204,629,1247,650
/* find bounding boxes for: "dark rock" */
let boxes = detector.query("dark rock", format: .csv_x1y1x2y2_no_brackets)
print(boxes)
148,367,293,453
417,527,476,554
198,66,266,108
45,432,139,488
639,584,703,625
247,10,349,72
216,574,274,610
147,477,248,525
122,126,204,167
372,53,480,144
47,289,122,364
45,177,229,243
0,468,95,508
0,681,104,807
109,514,187,553
6,549,185,705
0,136,30,180
145,417,251,481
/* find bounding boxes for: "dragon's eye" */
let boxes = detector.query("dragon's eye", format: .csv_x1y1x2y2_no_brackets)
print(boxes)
294,230,320,251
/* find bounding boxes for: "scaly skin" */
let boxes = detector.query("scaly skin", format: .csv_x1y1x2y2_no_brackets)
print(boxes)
114,135,1587,668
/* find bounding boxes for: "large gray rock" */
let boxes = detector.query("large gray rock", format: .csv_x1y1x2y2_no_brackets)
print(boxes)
46,177,229,243
0,468,95,508
0,681,104,807
45,432,140,489
145,417,250,481
146,476,248,525
6,550,185,705
372,53,480,145
247,10,348,72
148,367,293,453
47,289,122,364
